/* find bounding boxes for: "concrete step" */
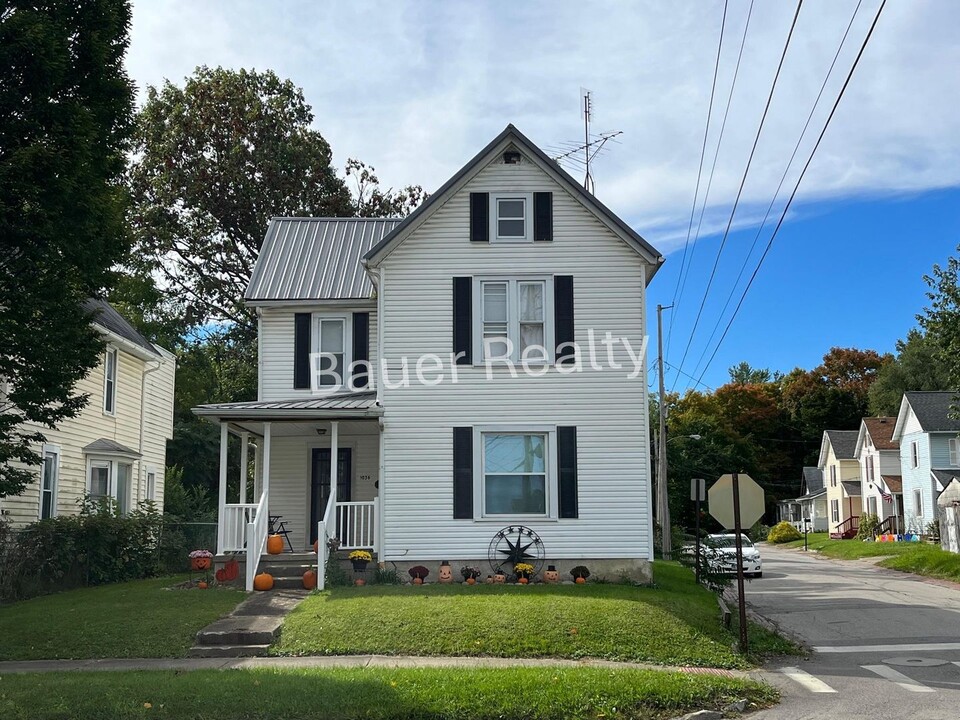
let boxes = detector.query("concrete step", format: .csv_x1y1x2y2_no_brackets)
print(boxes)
189,644,271,658
272,576,313,590
195,615,283,646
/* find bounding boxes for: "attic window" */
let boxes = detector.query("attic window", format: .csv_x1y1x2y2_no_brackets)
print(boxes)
503,150,522,165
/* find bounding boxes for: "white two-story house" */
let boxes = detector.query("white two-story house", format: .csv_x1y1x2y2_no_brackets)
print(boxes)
892,391,960,534
1,300,176,526
195,125,664,590
854,416,902,533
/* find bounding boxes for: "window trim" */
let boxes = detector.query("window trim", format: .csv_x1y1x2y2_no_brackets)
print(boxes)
473,425,558,521
911,441,919,468
86,456,135,514
472,276,555,364
489,193,533,243
830,499,839,523
311,313,353,389
103,347,118,416
914,488,923,517
949,437,960,467
40,444,60,520
145,465,158,502
88,458,113,501
829,465,837,486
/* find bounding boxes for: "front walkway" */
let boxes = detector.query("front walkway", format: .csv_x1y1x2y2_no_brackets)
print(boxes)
0,654,746,677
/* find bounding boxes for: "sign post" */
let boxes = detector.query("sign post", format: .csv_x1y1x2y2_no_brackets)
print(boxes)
708,472,765,656
803,517,810,552
691,478,706,584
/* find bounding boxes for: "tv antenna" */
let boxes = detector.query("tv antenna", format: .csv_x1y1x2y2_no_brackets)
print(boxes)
546,89,623,194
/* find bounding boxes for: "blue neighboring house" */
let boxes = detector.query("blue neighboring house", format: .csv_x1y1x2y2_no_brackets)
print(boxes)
891,392,960,534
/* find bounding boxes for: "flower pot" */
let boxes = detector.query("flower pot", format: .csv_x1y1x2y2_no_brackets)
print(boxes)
412,577,423,585
191,557,211,572
518,576,529,585
355,578,366,587
575,576,586,584
197,581,208,589
466,577,476,585
267,535,284,555
352,560,369,572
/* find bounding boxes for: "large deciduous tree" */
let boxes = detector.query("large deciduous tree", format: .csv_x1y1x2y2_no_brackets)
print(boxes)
868,329,952,416
127,66,355,336
919,246,960,411
0,2,134,497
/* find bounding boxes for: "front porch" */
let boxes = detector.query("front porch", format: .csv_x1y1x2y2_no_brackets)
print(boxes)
194,392,383,590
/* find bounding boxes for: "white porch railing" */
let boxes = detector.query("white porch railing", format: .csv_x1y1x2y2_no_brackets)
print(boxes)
220,503,258,553
245,492,269,592
336,500,378,550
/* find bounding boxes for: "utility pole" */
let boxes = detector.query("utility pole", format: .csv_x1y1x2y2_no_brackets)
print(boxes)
657,304,673,560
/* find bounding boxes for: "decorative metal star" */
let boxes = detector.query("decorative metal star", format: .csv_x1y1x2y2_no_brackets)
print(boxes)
497,528,537,566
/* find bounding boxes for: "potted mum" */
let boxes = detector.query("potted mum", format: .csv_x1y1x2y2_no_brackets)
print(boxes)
189,549,213,572
570,566,591,584
514,562,535,584
349,550,373,586
409,565,430,585
460,566,482,585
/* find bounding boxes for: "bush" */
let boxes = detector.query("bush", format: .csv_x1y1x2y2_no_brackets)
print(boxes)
767,521,802,544
750,522,771,542
857,513,880,540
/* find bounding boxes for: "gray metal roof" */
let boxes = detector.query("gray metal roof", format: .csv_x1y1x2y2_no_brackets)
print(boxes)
825,430,859,460
246,218,401,302
905,392,960,432
932,469,959,487
82,299,159,357
193,390,381,419
841,480,862,497
362,124,664,280
802,466,824,494
83,438,142,457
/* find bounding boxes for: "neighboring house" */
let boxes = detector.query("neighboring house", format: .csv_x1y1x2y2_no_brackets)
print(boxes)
891,391,960,534
195,125,665,590
854,417,903,532
0,300,176,526
819,429,862,538
795,467,827,532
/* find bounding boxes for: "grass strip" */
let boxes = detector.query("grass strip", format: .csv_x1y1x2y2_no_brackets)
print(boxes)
0,667,778,720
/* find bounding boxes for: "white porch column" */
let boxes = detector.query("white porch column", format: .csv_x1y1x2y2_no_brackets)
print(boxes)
329,420,339,533
217,422,228,555
239,431,250,504
262,422,272,500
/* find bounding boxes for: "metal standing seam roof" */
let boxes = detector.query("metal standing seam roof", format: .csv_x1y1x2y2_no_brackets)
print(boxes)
193,390,381,416
245,218,402,302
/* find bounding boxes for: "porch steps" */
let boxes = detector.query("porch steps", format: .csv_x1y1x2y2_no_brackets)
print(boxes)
259,552,318,590
189,589,308,658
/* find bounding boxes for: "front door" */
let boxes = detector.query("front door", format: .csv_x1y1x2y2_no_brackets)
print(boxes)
310,448,352,544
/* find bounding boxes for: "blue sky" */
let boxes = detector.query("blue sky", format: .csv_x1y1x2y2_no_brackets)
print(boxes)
126,1,960,391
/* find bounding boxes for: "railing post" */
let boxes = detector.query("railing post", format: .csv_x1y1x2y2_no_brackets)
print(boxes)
317,520,326,591
239,431,249,504
217,422,228,555
373,496,381,556
246,519,257,591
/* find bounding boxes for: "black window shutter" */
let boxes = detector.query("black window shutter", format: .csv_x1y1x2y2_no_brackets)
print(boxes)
294,313,311,389
351,312,370,388
453,277,472,365
453,427,473,519
554,275,575,366
470,193,489,242
534,192,553,241
558,426,578,518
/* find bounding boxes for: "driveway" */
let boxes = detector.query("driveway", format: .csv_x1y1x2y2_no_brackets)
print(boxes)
749,544,960,719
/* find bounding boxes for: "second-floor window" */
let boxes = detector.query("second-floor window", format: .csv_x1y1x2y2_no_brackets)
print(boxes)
830,465,837,486
103,347,118,414
911,441,919,468
866,455,875,483
949,437,960,467
314,316,350,386
475,278,552,362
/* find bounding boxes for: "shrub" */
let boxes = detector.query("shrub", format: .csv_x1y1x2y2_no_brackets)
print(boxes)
857,514,880,540
767,521,803,544
750,521,771,542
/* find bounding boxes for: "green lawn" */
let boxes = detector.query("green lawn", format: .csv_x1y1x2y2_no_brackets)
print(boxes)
0,667,778,720
777,534,921,559
274,562,793,668
878,545,960,581
0,576,245,660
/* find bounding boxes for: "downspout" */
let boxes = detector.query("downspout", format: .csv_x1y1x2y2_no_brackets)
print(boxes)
363,260,386,560
138,359,163,505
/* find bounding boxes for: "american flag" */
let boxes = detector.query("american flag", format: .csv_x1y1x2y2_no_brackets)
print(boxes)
881,492,893,503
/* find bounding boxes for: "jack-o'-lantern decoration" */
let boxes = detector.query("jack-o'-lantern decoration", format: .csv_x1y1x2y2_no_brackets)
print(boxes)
438,561,454,584
543,565,560,584
493,572,506,584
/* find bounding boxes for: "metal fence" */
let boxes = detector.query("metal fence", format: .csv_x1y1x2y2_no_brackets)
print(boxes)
157,521,218,573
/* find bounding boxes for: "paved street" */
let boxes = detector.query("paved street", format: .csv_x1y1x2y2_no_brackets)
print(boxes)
749,544,960,718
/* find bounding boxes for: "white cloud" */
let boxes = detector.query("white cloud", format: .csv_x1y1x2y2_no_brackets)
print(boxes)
127,0,960,252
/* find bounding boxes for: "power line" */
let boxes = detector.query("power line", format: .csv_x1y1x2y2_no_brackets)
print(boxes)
663,360,715,392
672,0,805,392
694,0,888,388
689,0,865,383
664,0,729,359
668,0,755,390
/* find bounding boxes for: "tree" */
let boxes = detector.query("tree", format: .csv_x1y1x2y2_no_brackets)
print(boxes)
0,2,134,497
728,361,774,385
345,159,427,218
128,66,355,335
868,330,952,416
919,245,960,408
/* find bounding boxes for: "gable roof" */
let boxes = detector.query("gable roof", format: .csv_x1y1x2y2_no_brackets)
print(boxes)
821,429,859,463
83,438,142,458
82,299,160,358
246,218,401,303
880,475,902,493
361,124,664,280
932,469,960,488
855,416,899,456
903,392,960,432
801,466,824,495
841,480,862,497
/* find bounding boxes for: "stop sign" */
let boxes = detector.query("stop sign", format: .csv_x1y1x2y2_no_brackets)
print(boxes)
708,473,765,530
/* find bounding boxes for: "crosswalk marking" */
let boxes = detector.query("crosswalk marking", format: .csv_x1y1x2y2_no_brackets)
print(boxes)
779,667,837,693
862,664,936,693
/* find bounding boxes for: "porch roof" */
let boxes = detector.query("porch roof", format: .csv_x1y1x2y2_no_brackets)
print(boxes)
193,390,382,420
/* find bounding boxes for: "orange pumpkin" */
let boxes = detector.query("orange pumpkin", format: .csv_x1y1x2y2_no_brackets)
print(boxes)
253,572,274,591
197,581,208,589
518,577,529,585
266,535,284,555
575,576,586,584
302,570,317,590
313,540,319,554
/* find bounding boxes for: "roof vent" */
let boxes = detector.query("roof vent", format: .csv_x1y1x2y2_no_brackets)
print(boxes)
503,150,522,165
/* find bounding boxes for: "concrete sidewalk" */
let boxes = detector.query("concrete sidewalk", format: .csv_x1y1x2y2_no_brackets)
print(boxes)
0,654,747,678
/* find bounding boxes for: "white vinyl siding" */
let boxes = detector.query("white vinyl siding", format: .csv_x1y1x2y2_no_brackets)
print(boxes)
377,155,652,561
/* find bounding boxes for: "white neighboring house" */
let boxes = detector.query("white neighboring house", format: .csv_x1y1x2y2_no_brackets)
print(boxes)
892,391,960,534
0,300,176,526
195,125,665,590
854,417,903,532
